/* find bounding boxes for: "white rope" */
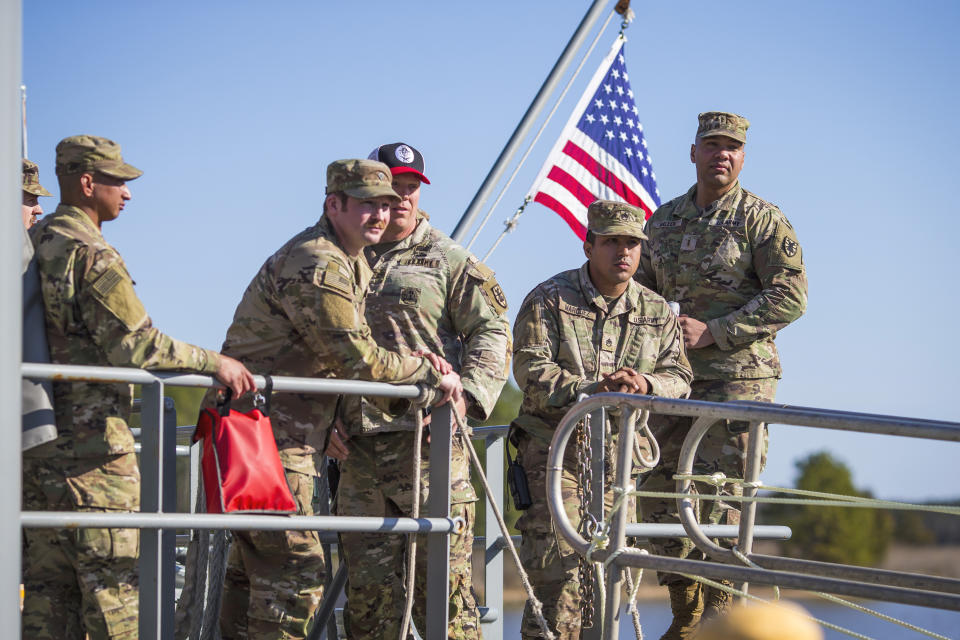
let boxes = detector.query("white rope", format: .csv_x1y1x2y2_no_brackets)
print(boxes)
398,412,425,640
623,550,647,640
466,9,618,255
728,545,951,639
812,590,951,640
452,411,557,640
683,573,877,640
631,486,960,514
660,473,960,515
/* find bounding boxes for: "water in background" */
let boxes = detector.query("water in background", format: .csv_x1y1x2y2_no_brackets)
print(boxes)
501,600,960,639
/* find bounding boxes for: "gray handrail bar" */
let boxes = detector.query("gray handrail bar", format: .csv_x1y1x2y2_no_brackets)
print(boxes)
21,512,464,534
21,363,425,400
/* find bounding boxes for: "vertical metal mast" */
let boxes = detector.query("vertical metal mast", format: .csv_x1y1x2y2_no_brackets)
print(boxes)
1,0,24,637
451,0,613,243
20,85,27,159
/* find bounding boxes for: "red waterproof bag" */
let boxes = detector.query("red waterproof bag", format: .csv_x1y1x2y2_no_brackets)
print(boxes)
192,377,297,514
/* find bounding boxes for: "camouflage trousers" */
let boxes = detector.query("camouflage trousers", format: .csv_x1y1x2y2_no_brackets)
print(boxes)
22,453,141,640
336,430,480,640
514,428,637,640
638,378,776,585
220,466,325,640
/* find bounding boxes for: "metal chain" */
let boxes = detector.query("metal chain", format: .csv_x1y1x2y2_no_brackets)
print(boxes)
576,414,596,629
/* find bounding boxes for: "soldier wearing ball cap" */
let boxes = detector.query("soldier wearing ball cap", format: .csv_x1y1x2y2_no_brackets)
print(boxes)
21,158,52,228
24,135,256,640
209,158,463,640
636,113,808,639
328,142,510,639
512,199,692,639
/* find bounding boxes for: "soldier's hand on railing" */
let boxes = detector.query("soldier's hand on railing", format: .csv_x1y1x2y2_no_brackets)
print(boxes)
215,355,257,397
325,417,350,460
597,367,649,394
435,371,463,407
413,350,454,375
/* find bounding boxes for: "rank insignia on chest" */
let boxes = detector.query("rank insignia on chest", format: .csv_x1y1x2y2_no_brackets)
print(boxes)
400,287,420,306
782,237,798,257
680,234,698,251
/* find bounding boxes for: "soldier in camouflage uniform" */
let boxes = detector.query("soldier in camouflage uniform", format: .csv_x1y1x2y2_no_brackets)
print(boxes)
211,158,463,640
512,201,693,640
21,157,58,451
22,158,52,228
24,135,256,640
635,112,808,639
325,143,510,639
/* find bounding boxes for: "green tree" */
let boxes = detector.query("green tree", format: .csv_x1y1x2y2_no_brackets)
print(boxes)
781,451,893,566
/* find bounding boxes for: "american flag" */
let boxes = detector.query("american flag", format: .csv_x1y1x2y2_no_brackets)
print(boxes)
526,38,660,239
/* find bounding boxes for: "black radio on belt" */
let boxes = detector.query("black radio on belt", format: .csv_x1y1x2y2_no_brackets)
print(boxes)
506,426,532,511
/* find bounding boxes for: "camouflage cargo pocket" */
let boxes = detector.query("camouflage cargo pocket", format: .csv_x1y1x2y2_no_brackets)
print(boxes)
75,523,139,562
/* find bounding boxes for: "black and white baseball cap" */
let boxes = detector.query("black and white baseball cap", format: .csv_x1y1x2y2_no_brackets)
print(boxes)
367,142,430,184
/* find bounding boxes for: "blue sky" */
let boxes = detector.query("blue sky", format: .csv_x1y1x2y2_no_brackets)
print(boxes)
21,1,960,500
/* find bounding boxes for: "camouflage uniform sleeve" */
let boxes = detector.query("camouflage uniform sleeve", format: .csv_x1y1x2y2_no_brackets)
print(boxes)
635,231,658,290
513,286,597,413
706,208,808,351
450,260,511,421
78,247,219,373
277,251,442,389
639,312,692,399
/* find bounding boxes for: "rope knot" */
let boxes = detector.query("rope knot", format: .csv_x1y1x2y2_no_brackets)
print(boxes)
709,471,727,486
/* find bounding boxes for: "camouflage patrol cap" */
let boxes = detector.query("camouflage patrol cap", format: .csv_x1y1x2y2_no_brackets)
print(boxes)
696,111,750,143
55,135,143,180
22,159,52,197
586,200,647,240
326,159,400,201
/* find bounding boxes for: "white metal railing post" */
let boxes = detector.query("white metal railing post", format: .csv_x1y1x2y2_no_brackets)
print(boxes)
602,407,637,639
139,379,176,640
735,420,766,597
483,431,504,640
3,2,24,637
425,403,453,639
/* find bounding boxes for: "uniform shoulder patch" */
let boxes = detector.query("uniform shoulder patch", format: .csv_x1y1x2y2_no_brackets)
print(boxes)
767,222,803,270
91,264,125,297
88,262,148,331
314,260,354,297
781,236,799,257
481,279,508,315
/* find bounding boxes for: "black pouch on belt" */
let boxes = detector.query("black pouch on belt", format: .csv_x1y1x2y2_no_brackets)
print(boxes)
506,424,532,510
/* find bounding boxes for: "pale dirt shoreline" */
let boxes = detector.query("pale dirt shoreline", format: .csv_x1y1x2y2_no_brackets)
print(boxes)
476,543,960,605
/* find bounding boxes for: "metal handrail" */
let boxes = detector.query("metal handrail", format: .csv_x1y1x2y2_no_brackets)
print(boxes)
20,362,459,640
546,393,960,639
